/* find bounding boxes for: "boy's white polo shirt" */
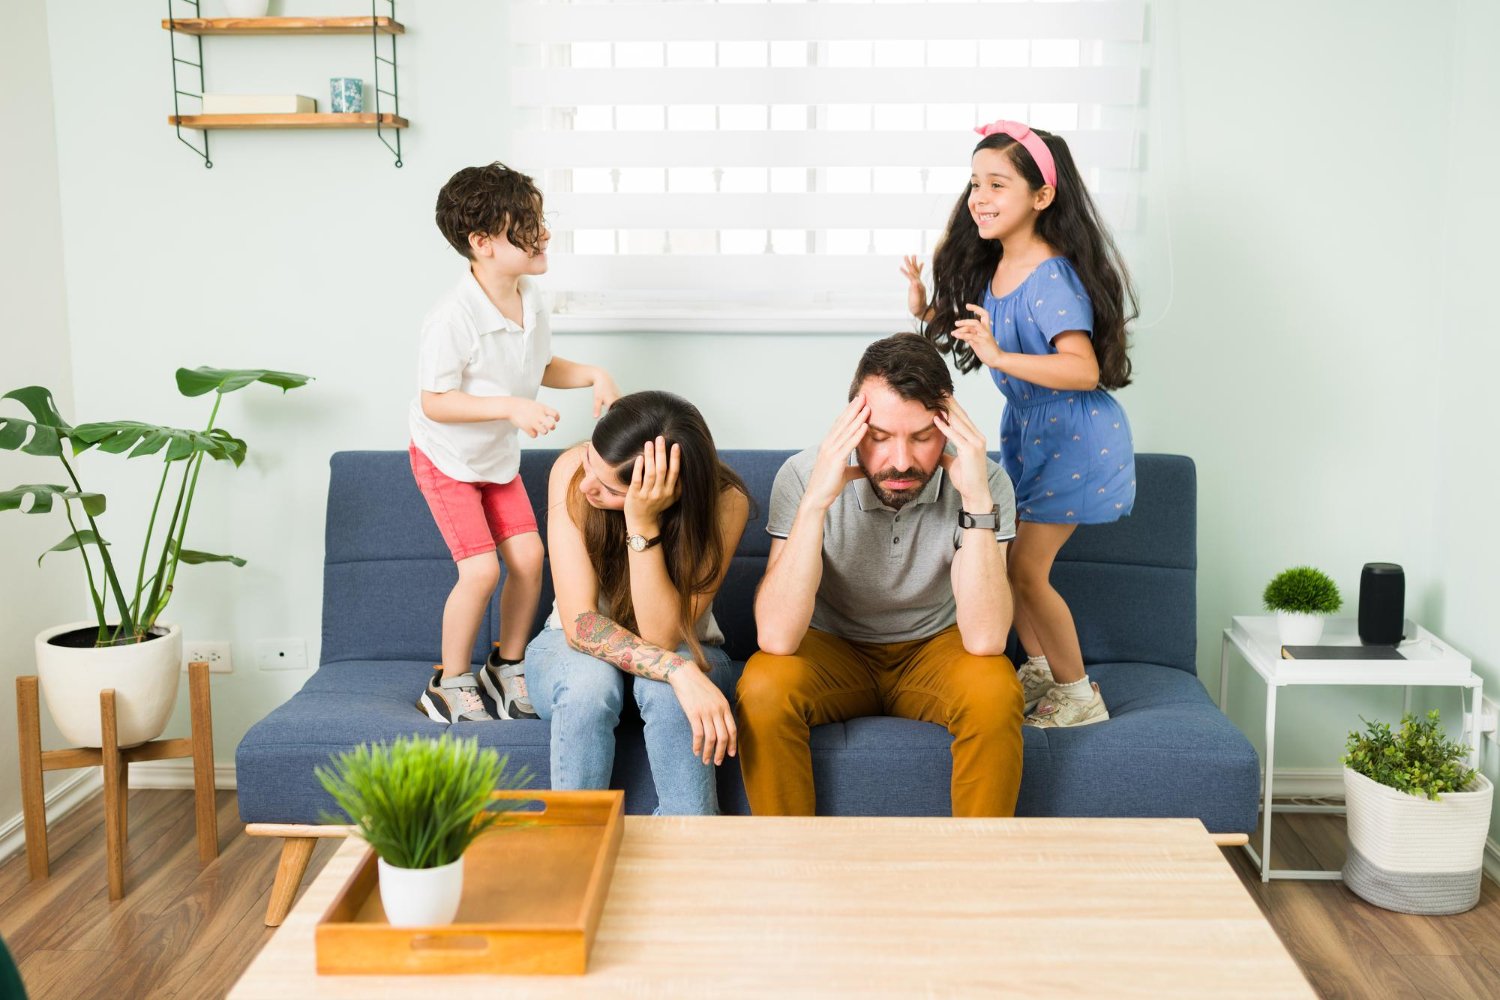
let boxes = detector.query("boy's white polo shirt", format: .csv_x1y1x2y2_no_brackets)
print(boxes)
408,271,552,484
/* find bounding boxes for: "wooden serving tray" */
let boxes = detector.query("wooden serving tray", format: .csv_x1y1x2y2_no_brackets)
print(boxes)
314,789,624,976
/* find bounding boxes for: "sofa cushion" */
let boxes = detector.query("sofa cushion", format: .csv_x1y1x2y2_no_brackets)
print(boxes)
238,659,1256,833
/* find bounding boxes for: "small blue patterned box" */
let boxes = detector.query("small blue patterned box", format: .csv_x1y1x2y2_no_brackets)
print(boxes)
329,77,363,114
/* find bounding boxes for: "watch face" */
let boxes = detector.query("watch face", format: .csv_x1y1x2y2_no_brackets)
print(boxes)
627,534,643,551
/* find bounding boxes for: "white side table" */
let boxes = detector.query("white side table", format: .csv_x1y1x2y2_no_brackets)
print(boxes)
1220,615,1482,882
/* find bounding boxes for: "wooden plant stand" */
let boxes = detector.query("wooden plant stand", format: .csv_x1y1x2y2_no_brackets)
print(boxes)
15,660,219,900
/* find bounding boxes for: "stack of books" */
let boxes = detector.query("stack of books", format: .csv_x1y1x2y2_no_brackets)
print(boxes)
201,94,316,114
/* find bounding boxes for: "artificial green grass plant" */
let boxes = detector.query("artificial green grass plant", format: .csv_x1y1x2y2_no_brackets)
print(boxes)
316,734,535,869
1262,565,1342,615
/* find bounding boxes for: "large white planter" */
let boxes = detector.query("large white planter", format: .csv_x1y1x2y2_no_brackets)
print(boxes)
35,622,183,749
378,855,465,927
1343,766,1493,914
1275,610,1325,646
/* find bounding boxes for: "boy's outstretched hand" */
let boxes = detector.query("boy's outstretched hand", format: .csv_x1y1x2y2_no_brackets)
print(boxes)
591,368,621,417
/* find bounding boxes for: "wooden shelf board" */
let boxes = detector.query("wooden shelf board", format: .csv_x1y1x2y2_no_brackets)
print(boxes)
168,113,409,130
161,16,404,36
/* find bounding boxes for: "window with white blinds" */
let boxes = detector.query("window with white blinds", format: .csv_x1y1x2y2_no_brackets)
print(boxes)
509,0,1145,330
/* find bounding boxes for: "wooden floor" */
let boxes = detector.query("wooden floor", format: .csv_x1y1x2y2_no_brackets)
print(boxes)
1,791,1497,999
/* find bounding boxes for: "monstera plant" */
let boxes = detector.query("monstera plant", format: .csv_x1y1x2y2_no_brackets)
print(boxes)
0,367,312,746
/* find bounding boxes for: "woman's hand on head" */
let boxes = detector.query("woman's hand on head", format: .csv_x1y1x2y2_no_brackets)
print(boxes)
669,662,737,765
953,304,1006,369
624,435,681,532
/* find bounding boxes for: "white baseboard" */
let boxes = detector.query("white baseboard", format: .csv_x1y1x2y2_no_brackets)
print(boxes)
126,759,237,790
0,770,103,867
1263,767,1346,800
1262,767,1500,886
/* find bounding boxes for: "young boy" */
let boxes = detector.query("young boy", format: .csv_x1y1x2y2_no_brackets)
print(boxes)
410,162,619,723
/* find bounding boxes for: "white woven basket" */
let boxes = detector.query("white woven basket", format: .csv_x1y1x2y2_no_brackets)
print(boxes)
1343,767,1492,873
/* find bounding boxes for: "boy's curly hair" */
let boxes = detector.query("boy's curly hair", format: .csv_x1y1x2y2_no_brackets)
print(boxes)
435,162,546,259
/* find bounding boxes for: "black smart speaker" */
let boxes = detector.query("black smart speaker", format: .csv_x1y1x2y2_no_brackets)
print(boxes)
1358,562,1405,646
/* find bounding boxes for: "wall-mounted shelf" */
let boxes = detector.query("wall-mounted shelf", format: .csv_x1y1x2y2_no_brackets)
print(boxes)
169,112,409,129
159,16,404,36
163,2,406,168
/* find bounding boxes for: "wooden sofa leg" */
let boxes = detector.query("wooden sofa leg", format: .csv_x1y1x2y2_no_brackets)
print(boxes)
247,823,353,926
266,837,317,927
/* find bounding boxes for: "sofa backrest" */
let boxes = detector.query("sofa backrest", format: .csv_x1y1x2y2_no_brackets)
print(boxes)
321,450,1196,672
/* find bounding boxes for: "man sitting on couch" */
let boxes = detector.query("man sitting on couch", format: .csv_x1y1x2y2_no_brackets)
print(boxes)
737,334,1026,816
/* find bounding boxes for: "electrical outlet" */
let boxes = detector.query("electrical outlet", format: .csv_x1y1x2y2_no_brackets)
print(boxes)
183,640,232,674
255,638,308,671
1467,695,1500,742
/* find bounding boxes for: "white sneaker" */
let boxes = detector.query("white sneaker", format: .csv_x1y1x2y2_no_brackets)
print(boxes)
1016,659,1055,714
1024,683,1110,729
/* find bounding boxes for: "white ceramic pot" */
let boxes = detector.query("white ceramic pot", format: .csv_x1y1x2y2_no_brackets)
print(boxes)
378,855,465,927
35,622,183,748
223,0,271,17
1343,767,1493,914
1275,610,1324,646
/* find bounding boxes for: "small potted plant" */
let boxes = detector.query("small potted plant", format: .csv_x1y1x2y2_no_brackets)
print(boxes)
316,734,534,927
1341,710,1492,914
1263,565,1342,645
1,368,311,748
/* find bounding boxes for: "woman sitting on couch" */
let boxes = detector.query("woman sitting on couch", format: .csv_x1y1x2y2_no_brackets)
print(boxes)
526,390,750,814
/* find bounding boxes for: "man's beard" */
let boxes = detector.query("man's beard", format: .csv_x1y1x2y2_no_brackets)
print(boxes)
858,460,934,511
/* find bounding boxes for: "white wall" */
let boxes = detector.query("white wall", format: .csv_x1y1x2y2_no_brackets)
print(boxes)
1,0,78,821
12,0,1496,825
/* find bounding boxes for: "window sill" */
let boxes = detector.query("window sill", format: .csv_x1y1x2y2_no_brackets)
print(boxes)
551,311,918,336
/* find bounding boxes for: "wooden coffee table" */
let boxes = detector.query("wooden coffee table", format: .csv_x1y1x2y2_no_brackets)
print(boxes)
230,816,1313,998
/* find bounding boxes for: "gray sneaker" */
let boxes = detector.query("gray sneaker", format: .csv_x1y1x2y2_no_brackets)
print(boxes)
1024,682,1110,729
418,668,493,724
1016,659,1055,714
482,648,539,721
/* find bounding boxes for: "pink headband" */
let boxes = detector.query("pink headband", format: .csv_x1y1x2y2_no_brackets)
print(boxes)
973,119,1058,190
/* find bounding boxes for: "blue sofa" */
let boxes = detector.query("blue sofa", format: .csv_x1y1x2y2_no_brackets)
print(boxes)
238,449,1258,919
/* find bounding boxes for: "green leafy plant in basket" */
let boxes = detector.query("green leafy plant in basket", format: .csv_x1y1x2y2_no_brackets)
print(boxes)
1262,565,1343,615
0,367,312,646
316,734,536,869
1342,709,1476,801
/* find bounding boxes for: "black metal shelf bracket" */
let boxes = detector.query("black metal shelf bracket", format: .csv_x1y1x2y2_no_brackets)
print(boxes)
165,0,212,168
371,0,403,168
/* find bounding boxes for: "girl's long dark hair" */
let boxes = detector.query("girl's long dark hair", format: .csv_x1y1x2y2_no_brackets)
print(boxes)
566,391,749,669
925,130,1137,389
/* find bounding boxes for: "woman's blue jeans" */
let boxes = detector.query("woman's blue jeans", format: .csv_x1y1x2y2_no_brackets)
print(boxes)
524,626,740,815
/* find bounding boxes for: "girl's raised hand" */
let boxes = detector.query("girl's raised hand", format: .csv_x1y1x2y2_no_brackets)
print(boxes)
624,435,681,532
900,255,928,319
952,304,1006,370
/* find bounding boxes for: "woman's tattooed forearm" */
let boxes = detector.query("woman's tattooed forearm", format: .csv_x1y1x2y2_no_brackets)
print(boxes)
572,612,683,680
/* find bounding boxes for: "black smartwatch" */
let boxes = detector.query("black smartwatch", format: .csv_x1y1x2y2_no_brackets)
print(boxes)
958,505,1001,530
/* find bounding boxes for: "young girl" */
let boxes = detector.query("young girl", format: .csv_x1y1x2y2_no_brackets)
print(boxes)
903,120,1138,729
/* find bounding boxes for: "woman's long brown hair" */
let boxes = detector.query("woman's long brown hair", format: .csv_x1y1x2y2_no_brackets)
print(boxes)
566,391,748,669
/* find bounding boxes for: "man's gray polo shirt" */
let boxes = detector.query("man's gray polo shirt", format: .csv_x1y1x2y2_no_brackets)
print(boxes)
766,449,1018,644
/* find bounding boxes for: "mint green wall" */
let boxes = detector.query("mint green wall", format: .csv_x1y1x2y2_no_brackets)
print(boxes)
11,0,1496,833
1433,0,1500,848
